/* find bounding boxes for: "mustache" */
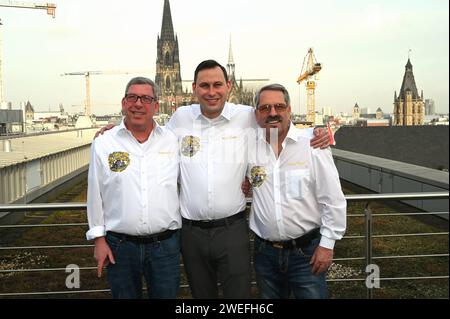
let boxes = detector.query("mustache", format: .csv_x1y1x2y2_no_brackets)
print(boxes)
265,116,282,124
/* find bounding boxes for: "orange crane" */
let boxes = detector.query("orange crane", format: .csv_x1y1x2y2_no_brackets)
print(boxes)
61,70,153,116
0,1,56,102
297,48,322,125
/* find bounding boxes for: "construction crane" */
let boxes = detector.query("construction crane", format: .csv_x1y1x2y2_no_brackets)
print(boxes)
0,1,56,102
0,1,56,17
297,48,322,125
61,70,153,116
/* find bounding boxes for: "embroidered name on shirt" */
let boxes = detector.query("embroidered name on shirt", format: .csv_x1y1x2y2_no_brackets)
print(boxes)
181,136,200,157
222,136,239,140
288,161,307,167
108,152,130,172
159,151,174,156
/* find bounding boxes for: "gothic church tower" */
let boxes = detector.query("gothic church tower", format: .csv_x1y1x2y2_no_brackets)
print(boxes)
393,58,424,126
155,0,183,114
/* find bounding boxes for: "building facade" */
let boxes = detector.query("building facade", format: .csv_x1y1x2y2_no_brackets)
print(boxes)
155,0,193,115
226,40,256,106
425,99,436,115
155,1,256,113
393,58,424,126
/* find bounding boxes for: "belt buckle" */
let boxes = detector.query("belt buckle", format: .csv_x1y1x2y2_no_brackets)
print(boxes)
272,242,284,249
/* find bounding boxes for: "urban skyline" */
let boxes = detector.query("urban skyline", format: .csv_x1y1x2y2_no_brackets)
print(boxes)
0,0,448,115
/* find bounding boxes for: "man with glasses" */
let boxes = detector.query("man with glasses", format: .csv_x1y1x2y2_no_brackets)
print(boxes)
86,77,181,298
247,83,346,299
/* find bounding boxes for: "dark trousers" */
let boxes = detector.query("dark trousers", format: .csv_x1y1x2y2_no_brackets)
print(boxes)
181,217,252,299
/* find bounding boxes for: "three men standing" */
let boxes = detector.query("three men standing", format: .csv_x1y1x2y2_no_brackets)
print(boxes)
86,62,344,299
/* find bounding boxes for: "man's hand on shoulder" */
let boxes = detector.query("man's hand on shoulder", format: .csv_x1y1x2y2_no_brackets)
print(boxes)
310,127,330,149
94,124,116,139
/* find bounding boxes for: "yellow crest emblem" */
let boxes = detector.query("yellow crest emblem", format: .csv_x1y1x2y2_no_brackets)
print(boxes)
108,152,130,172
250,166,267,188
181,135,200,157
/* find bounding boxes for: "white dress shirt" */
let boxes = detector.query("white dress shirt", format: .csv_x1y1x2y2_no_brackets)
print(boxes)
166,103,256,220
247,124,347,249
86,120,180,240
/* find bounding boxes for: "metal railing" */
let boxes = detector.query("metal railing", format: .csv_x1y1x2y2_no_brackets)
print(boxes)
0,192,448,298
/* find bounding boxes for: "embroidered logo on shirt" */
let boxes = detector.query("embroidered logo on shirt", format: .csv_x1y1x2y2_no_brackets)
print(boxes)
108,152,130,172
181,136,200,157
250,166,267,188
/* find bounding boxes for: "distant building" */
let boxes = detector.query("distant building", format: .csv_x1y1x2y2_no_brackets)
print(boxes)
360,107,370,115
25,101,34,123
425,99,436,115
393,58,424,126
155,0,193,115
355,118,389,127
352,103,360,120
323,107,333,117
94,115,122,127
429,116,449,126
154,0,258,114
226,40,255,106
0,109,23,134
376,107,383,120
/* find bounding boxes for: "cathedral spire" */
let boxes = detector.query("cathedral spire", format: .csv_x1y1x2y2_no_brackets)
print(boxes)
227,36,235,79
399,57,419,99
160,0,175,41
155,0,182,114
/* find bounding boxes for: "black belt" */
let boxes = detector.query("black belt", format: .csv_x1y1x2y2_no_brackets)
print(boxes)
182,211,246,229
107,229,177,244
257,228,321,249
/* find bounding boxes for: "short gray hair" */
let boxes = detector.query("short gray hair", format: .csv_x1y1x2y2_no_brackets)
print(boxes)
254,83,290,107
124,77,159,99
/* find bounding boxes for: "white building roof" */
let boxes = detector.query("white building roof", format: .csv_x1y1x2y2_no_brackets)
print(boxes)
0,129,97,168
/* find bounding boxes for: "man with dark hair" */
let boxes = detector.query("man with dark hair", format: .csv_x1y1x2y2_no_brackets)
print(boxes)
86,77,181,299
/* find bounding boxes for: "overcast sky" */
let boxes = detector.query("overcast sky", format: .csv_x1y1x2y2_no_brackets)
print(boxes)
1,0,448,115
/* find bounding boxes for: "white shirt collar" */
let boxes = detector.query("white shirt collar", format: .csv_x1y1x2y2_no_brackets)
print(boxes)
256,122,298,144
117,119,163,137
191,103,232,122
285,122,301,143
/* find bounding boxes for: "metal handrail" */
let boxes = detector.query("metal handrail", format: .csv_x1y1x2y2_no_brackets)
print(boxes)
0,192,447,212
0,192,448,298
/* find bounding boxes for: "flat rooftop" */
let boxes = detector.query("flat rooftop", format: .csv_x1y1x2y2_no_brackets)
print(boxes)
0,129,97,168
332,148,449,189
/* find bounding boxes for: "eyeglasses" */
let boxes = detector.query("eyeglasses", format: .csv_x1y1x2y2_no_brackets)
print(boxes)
257,103,288,113
125,94,156,105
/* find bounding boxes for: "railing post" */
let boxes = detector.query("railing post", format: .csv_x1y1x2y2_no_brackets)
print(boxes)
364,202,373,299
